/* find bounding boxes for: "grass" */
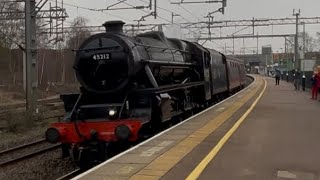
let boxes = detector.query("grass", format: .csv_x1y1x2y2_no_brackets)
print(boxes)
2,105,64,133
0,109,62,150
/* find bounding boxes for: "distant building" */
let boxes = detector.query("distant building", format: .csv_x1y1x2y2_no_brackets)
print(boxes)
229,45,320,75
261,45,273,66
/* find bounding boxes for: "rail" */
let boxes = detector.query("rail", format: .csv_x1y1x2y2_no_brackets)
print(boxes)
0,139,46,155
0,143,61,168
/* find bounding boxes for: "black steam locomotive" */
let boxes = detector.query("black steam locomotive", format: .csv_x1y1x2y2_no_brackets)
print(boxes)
45,21,246,167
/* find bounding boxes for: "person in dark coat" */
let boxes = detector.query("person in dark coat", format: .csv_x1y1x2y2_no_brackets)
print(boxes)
294,70,301,90
311,72,318,100
316,66,320,101
275,69,281,85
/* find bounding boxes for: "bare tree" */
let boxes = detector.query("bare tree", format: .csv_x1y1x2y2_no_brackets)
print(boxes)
302,32,317,52
0,1,24,49
315,32,320,52
0,1,25,86
66,17,91,50
288,32,318,53
36,18,51,49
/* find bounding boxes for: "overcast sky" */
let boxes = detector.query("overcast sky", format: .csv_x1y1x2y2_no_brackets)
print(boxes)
56,0,320,53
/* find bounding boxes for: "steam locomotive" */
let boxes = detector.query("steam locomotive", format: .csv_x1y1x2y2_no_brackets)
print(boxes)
45,21,246,167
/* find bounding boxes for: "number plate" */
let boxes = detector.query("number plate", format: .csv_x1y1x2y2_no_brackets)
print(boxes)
92,53,111,60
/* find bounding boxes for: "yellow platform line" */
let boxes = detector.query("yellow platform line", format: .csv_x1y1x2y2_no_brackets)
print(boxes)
129,77,265,180
186,78,267,180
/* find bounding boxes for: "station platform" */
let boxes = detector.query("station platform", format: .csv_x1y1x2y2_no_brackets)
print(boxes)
73,75,320,180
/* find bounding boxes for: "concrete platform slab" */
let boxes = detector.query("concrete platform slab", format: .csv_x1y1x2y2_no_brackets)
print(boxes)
89,163,145,177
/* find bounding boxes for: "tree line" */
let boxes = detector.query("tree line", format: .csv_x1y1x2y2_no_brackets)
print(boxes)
0,1,91,50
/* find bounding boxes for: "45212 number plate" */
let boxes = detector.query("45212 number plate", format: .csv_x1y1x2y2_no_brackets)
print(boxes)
92,53,111,60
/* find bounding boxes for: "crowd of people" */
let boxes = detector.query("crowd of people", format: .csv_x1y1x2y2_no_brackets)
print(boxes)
273,66,320,99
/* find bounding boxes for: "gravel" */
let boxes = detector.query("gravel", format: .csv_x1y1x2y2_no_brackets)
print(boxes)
0,140,49,164
0,126,47,151
0,149,77,180
0,119,78,180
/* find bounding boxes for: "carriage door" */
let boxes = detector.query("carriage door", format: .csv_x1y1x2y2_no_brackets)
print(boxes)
203,52,211,100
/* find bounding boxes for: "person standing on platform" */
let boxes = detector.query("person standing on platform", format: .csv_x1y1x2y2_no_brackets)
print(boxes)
294,70,301,90
316,66,320,100
311,72,318,100
275,69,281,85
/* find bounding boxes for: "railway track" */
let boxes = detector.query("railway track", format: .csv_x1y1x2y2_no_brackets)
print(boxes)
0,139,46,155
0,139,61,168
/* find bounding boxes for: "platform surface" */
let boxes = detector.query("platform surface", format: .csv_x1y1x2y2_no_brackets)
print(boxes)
74,76,320,180
186,77,320,180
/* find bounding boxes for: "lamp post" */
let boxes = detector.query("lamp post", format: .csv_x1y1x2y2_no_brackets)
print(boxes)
285,38,289,82
293,9,300,70
280,48,284,80
302,22,306,91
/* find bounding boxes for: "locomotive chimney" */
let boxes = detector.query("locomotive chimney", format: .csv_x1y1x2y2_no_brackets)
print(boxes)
103,21,125,34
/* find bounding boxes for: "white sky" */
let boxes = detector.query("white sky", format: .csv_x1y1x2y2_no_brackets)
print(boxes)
50,0,320,54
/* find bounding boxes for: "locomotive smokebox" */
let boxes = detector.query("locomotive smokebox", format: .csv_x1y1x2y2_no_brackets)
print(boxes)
103,21,125,34
75,20,132,94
